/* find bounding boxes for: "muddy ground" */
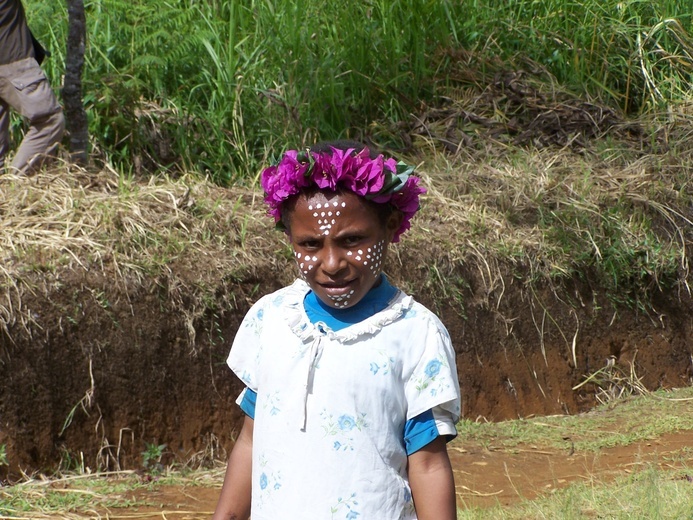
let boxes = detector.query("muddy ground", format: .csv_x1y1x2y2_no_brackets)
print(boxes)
1,222,692,482
110,429,693,517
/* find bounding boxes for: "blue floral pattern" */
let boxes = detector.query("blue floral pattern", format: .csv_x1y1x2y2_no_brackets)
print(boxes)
256,453,283,509
330,493,360,519
368,349,395,376
321,410,368,451
262,390,282,416
413,355,452,397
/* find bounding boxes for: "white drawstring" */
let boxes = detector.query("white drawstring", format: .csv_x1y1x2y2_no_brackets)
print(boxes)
299,335,323,431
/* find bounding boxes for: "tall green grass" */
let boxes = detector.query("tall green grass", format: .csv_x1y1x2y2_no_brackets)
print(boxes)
23,0,693,182
469,0,693,112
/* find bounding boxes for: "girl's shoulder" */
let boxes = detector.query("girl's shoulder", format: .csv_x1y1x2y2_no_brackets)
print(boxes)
238,279,310,335
395,289,446,326
250,278,310,308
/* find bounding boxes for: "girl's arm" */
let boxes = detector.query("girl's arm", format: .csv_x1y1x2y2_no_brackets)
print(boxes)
212,415,254,520
407,436,457,520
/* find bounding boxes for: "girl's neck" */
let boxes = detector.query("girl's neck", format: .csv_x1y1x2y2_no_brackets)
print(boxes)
303,275,398,331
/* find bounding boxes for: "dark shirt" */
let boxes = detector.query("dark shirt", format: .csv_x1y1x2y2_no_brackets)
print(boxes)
0,0,34,65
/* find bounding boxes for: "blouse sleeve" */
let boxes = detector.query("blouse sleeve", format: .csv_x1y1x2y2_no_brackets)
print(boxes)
226,296,270,393
404,311,461,423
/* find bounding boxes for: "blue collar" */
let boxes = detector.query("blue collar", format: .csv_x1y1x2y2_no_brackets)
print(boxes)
303,275,398,332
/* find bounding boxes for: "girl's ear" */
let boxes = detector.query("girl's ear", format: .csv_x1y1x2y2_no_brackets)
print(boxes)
385,210,404,242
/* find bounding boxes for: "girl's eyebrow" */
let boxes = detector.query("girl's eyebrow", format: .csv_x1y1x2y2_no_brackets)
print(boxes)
292,231,324,242
331,226,369,240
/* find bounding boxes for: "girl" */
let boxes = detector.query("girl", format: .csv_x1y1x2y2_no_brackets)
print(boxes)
213,141,461,520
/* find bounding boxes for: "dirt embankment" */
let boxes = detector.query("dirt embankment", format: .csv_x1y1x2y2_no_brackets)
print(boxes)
1,237,691,479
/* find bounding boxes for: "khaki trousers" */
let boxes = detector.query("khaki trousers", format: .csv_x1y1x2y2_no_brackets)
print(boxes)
0,57,65,174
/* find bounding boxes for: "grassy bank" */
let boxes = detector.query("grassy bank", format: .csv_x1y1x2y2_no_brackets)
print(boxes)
2,87,693,327
22,0,693,181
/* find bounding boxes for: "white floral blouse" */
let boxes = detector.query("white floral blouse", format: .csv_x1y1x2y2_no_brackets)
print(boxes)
227,279,461,519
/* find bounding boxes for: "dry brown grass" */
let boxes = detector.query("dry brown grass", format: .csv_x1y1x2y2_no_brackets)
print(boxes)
1,105,692,338
0,163,274,339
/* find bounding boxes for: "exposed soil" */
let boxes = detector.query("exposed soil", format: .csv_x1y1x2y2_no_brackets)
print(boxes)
1,233,692,480
88,429,693,518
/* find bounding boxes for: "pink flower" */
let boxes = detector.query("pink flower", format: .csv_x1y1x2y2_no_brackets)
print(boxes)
344,149,386,197
276,151,310,191
260,147,426,240
261,151,311,220
390,176,426,217
389,176,426,242
311,148,347,190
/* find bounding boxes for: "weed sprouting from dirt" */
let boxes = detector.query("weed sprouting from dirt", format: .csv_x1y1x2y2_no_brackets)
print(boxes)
0,444,7,467
573,354,650,405
141,443,167,475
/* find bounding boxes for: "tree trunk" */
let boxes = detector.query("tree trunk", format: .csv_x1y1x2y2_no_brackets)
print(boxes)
63,0,88,165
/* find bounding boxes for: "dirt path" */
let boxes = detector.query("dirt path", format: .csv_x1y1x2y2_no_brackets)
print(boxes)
107,430,693,518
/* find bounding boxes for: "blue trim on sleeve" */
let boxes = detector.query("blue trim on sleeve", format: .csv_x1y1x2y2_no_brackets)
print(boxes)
403,409,441,455
239,388,257,419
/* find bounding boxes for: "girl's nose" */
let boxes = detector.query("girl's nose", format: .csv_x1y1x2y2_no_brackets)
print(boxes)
321,246,346,275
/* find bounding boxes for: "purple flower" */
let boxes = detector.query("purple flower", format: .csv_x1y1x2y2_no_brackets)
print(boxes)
391,176,425,216
342,148,385,196
259,147,426,240
388,177,426,242
261,151,311,220
311,147,353,190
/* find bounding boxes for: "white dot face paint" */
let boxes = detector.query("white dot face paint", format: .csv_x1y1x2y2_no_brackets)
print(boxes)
289,190,392,310
366,240,385,279
295,250,307,279
327,289,356,308
340,239,386,280
307,199,348,238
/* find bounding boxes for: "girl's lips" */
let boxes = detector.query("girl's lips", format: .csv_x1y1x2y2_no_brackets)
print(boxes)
320,281,355,295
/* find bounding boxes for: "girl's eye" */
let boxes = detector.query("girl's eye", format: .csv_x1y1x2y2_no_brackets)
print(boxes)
300,240,320,249
343,236,362,247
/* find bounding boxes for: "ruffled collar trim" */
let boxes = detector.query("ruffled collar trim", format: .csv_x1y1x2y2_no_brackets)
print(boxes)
282,279,413,344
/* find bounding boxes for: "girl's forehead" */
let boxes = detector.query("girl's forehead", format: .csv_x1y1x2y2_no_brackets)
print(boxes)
291,191,380,228
297,190,361,211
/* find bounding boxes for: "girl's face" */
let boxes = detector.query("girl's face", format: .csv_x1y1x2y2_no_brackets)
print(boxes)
286,190,401,309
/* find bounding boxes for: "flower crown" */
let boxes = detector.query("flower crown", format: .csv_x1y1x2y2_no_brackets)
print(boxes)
260,147,426,242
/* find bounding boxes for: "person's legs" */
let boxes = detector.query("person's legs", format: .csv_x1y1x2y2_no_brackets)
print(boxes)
0,63,13,172
0,99,9,171
11,107,64,174
1,58,64,174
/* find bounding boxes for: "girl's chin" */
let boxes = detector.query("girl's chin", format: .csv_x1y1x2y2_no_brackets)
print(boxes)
315,287,363,309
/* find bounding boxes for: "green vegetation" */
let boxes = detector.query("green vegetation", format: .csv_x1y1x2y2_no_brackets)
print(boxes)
0,470,211,518
456,386,693,452
2,4,691,517
141,442,167,474
0,444,7,467
458,466,693,519
23,0,693,182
